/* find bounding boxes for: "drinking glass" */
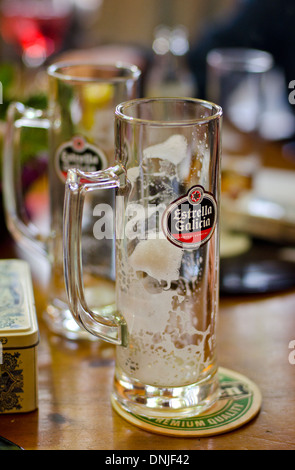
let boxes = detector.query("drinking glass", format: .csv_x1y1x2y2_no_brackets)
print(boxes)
3,61,141,340
207,47,273,198
64,97,223,417
0,0,73,67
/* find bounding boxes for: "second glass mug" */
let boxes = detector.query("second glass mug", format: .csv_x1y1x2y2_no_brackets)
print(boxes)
64,98,223,418
3,61,141,340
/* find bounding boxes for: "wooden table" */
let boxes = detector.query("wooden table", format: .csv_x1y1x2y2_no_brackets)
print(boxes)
0,233,294,451
1,138,295,450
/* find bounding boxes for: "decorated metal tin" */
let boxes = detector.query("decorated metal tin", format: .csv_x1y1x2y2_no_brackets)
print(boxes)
0,260,39,414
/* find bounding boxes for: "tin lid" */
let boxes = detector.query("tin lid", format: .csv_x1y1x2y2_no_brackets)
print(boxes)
0,260,39,349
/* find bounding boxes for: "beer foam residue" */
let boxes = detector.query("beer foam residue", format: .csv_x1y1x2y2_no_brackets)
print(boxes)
127,166,140,187
129,238,183,285
117,237,217,387
116,132,217,387
143,135,188,165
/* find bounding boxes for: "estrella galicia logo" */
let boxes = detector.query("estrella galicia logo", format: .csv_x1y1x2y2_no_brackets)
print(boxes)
162,185,217,250
55,136,107,183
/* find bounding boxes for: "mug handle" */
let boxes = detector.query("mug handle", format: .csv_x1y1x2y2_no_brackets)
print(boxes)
63,165,128,346
3,102,51,257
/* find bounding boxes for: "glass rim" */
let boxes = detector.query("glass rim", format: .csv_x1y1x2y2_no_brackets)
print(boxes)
207,47,274,73
47,60,141,83
115,97,223,126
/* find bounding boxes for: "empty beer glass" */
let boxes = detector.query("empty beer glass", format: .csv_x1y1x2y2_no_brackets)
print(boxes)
64,98,222,417
2,61,141,339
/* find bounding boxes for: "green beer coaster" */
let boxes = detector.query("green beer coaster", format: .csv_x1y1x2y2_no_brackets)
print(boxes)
111,367,262,437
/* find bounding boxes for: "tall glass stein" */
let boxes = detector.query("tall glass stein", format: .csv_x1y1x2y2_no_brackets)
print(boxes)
3,62,141,340
64,98,222,417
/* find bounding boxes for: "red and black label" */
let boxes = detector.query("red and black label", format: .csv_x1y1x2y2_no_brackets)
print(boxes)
55,136,107,183
162,186,217,249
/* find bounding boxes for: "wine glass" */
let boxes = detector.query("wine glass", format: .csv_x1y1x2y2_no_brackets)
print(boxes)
0,0,73,68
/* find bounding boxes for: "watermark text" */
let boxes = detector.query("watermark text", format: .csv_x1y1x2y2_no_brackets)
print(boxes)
289,340,295,365
288,80,295,104
91,197,213,242
92,197,167,241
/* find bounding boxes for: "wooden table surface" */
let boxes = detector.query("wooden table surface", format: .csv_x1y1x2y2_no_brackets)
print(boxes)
0,234,294,451
0,140,295,451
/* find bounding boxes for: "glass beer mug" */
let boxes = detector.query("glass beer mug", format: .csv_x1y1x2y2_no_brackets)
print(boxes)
64,98,222,417
2,62,141,340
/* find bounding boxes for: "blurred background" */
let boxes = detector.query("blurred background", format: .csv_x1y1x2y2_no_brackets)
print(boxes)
0,0,237,59
0,0,239,99
1,0,295,296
